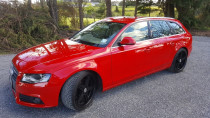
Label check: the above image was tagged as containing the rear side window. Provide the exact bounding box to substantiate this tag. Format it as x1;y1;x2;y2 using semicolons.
149;20;171;38
167;21;185;34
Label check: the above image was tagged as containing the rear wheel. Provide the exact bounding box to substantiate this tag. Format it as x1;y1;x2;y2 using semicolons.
61;71;96;111
169;48;188;73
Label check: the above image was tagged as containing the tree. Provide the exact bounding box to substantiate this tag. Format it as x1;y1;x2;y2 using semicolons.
40;0;44;9
28;0;32;9
157;0;174;17
96;2;106;18
138;0;155;17
125;0;136;7
115;6;120;12
122;0;125;16
134;0;139;17
200;0;210;27
85;4;95;21
165;0;174;18
158;0;203;28
78;0;84;29
105;0;112;17
47;0;59;27
175;0;202;28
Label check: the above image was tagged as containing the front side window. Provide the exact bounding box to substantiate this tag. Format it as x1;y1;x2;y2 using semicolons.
150;20;171;38
168;21;185;34
120;21;149;42
70;22;126;47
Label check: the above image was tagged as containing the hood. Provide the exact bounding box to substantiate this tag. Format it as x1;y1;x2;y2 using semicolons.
12;39;100;72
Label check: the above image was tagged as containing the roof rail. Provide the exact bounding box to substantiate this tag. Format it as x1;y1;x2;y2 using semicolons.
105;16;136;19
135;17;175;21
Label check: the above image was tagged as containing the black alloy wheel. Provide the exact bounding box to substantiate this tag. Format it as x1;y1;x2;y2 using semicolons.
61;71;97;111
169;48;188;73
74;75;95;108
175;51;187;70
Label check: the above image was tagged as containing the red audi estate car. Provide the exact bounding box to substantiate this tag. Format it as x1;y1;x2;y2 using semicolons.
10;17;192;111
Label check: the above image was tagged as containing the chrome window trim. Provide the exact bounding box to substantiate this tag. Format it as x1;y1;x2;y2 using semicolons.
135;17;175;21
111;32;186;49
111;19;186;48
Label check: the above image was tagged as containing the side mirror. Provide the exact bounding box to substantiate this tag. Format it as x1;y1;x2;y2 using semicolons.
120;37;136;45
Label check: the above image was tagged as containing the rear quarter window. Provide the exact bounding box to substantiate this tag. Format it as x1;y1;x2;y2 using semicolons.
167;21;185;35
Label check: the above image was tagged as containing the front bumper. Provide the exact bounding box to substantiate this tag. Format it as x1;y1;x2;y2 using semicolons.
11;73;61;108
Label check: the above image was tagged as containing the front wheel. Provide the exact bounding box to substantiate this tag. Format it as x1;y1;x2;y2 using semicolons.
61;71;96;111
169;48;188;73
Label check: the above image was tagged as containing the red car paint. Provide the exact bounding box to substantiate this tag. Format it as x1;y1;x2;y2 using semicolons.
11;17;192;108
120;37;136;45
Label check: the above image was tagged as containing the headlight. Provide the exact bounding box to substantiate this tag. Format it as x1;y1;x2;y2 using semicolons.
21;74;51;83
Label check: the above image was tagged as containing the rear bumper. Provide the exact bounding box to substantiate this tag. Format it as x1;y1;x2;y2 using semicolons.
11;74;61;108
188;45;192;57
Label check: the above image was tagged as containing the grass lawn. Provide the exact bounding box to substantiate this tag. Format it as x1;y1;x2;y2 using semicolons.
62;17;100;30
112;6;164;17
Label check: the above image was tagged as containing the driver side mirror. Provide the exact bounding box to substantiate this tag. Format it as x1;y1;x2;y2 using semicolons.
120;37;136;45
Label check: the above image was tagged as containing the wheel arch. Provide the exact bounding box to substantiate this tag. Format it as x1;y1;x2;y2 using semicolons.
170;46;188;67
54;60;104;105
173;47;188;60
83;70;103;91
69;69;103;91
169;47;188;73
180;47;188;55
58;69;103;97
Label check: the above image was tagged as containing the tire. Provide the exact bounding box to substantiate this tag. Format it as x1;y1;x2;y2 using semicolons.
61;71;96;111
169;48;188;73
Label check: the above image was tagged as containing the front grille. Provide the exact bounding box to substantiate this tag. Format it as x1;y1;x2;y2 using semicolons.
10;64;18;90
11;65;18;81
19;94;44;104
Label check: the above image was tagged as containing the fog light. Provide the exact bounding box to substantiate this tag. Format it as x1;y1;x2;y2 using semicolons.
33;98;41;104
19;94;44;104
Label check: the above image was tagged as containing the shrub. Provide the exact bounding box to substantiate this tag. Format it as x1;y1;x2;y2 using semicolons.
0;3;60;52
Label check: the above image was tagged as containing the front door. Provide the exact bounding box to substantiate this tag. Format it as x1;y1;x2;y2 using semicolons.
111;21;153;84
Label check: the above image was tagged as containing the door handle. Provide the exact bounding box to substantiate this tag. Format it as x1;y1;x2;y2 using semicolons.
184;37;190;40
144;48;151;53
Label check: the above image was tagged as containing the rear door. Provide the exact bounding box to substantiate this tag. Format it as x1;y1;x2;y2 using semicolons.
166;21;187;61
148;20;172;69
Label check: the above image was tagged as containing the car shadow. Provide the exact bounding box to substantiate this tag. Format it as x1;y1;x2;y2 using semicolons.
95;70;173;99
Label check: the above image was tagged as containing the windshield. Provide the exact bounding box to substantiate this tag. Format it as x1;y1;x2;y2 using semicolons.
70;22;126;47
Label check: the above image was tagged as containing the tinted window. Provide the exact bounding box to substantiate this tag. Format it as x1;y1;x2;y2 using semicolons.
120;21;149;42
168;21;185;34
150;20;171;38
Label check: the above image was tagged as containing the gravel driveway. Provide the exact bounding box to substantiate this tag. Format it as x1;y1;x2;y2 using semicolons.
0;36;210;118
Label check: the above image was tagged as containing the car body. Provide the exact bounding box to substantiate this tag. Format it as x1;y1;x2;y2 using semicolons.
10;17;192;109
